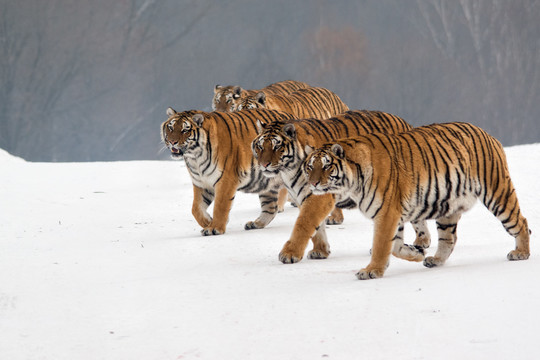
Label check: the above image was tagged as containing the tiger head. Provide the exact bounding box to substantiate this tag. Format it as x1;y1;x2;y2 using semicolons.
212;85;243;112
236;92;267;111
161;107;207;159
302;144;350;195
251;121;301;177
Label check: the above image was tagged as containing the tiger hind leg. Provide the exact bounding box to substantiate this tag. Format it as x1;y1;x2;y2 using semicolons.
507;219;531;261
502;214;530;261
244;189;279;230
391;223;425;262
424;213;461;268
483;180;530;261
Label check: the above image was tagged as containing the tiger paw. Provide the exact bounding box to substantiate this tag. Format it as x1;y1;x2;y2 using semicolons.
392;244;425;262
356;267;385;280
279;252;303;263
507;250;530;261
326;208;344;225
307;249;330;260
244;221;264;230
279;241;304;264
325;216;343;225
201;227;224;236
423;256;444;268
413;234;431;249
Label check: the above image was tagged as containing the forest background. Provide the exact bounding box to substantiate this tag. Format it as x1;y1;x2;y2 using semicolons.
1;0;539;162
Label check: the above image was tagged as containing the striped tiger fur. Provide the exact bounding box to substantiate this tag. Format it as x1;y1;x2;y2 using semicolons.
251;110;431;263
302;122;531;279
161;107;296;235
236;86;349;120
212;80;310;112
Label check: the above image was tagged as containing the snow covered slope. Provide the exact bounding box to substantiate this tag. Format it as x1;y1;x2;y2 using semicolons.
1;144;539;360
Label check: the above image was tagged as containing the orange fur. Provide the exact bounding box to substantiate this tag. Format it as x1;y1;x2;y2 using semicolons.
237;86;349;119
161;108;296;235
212;80;310;112
251;110;430;263
303;122;530;279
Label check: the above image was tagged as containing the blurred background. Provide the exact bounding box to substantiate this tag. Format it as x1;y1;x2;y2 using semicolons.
1;0;539;162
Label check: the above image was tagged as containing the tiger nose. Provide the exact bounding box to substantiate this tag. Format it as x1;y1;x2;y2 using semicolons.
261;162;271;168
310;180;320;187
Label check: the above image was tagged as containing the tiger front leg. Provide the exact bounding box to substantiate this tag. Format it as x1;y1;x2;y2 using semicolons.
307;223;331;260
191;185;214;228
277;187;288;213
411;220;431;249
356;213;400;280
201;177;239;236
244;189;279;230
279;194;335;264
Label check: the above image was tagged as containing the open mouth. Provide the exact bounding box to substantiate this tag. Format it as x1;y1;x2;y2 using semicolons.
170;147;184;159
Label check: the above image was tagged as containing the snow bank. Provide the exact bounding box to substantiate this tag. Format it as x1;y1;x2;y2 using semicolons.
0;144;538;360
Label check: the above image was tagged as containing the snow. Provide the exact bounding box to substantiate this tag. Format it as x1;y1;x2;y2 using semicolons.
1;143;539;360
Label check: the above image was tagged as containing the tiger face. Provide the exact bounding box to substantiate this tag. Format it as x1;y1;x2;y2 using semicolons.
251;122;297;177
212;85;242;112
161;108;205;159
236;92;266;111
303;144;348;195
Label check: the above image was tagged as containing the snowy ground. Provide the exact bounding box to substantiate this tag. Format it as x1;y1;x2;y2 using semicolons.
1;144;539;360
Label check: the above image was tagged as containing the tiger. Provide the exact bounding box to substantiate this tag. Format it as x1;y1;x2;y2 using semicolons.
251;110;431;263
236;86;349;120
302;122;531;279
212;80;310;112
161;107;297;235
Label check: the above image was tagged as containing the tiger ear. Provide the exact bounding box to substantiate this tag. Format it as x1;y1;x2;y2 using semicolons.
214;84;222;94
166;107;177;117
256;119;266;134
192;113;205;127
331;144;345;159
304;145;314;155
233;86;242;99
256;92;266;106
283;123;296;139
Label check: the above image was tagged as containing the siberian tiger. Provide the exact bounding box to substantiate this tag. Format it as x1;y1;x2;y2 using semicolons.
251;110;431;263
302;122;531;279
236;86;349;120
212;80;310;112
161;108;296;235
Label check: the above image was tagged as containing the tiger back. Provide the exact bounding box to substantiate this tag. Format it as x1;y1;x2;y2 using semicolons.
251;110;430;263
302;122;531;279
161;107;296;236
237;86;349;119
212;80;310;112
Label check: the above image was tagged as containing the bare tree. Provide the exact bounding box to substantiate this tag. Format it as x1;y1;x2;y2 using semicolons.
415;0;540;143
